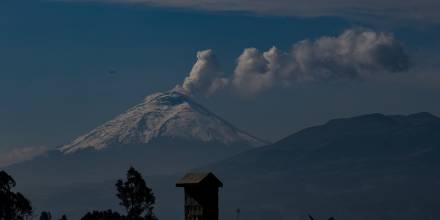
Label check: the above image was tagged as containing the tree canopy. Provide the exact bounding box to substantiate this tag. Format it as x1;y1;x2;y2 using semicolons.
116;167;156;220
81;210;124;220
0;171;32;220
40;211;52;220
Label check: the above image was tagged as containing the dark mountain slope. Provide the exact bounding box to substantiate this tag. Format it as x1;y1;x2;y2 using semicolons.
206;112;440;220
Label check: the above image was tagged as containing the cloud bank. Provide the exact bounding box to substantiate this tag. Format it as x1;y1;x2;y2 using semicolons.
0;146;48;168
70;0;440;23
177;29;410;96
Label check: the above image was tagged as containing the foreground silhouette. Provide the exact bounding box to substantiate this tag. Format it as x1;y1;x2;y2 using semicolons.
0;171;32;220
81;166;157;220
39;211;51;220
308;214;335;220
81;210;124;220
39;211;68;220
0;168;155;220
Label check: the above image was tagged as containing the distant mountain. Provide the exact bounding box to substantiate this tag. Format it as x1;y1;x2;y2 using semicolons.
6;91;265;185
205;112;440;220
61;90;264;154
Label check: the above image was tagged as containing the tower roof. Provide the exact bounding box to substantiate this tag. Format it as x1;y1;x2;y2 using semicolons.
176;172;223;187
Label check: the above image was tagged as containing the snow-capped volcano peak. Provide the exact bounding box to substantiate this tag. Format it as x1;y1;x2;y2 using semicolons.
60;91;265;154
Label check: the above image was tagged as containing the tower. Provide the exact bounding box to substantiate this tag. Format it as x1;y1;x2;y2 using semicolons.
176;172;223;220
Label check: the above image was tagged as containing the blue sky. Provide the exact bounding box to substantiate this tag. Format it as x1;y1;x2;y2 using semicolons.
1;0;440;155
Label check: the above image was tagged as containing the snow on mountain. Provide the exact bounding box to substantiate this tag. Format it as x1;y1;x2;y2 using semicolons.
60;91;265;154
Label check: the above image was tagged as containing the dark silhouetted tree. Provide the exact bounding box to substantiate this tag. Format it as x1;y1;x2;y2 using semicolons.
308;214;335;220
40;211;52;220
116;167;156;220
0;170;32;220
59;214;68;220
81;210;124;220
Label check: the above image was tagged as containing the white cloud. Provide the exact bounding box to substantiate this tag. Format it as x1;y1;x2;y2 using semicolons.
0;146;48;168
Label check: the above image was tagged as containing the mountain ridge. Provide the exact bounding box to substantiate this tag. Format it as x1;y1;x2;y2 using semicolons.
200;112;440;220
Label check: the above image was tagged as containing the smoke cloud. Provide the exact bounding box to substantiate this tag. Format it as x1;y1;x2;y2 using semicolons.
232;29;410;95
175;49;228;96
178;29;410;96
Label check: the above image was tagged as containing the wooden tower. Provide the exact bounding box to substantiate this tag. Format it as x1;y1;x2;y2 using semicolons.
176;172;223;220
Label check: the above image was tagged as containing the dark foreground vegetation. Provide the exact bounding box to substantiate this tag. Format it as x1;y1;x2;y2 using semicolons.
1;167;156;220
308;215;334;220
1;168;332;220
0;170;32;220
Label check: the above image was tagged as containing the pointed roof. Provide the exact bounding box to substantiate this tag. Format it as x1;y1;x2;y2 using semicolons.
176;172;223;187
